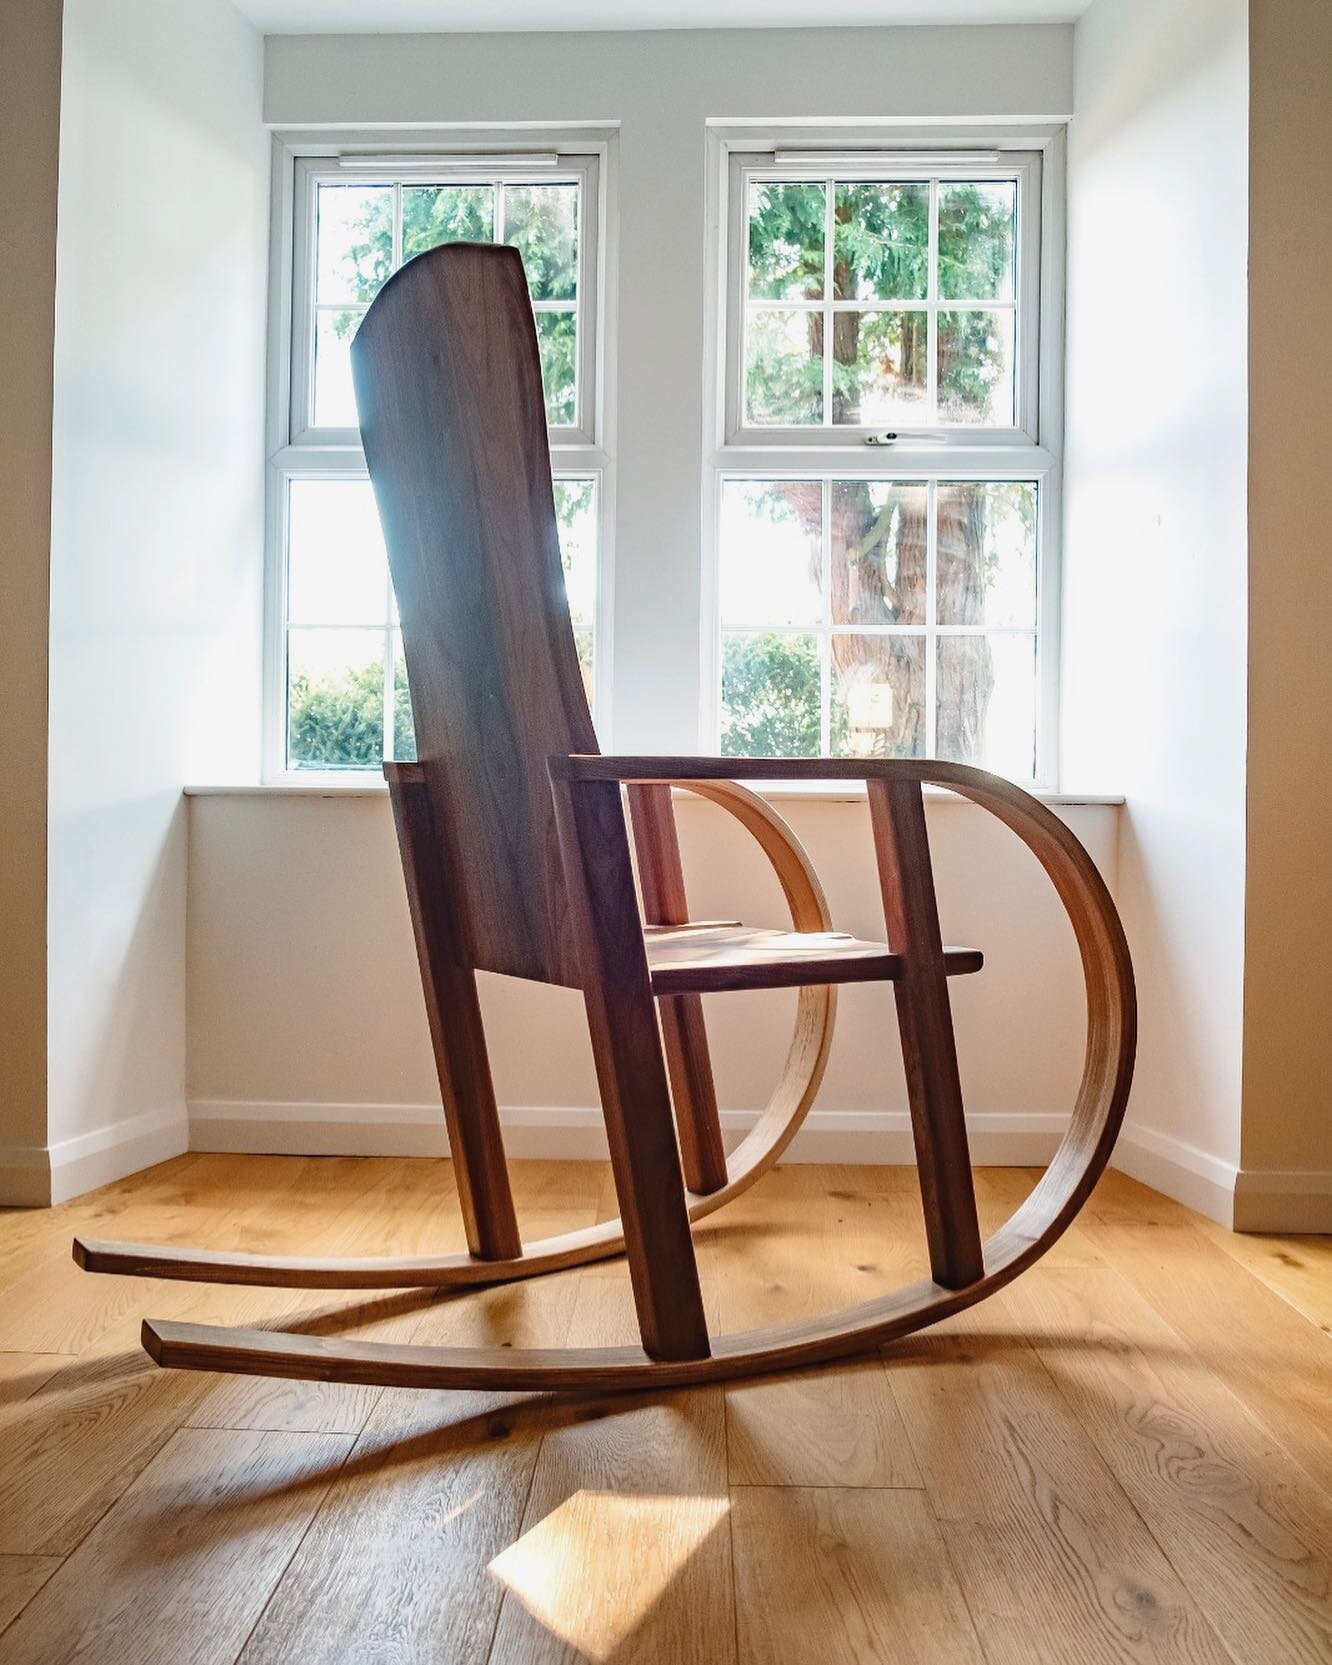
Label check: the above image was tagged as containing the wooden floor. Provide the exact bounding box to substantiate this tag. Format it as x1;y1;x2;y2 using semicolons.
0;1156;1329;1663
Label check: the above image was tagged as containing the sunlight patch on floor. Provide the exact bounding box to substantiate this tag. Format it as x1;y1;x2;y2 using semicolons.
488;1489;730;1661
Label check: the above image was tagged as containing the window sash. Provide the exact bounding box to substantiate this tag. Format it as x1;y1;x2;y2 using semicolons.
288;152;601;449
722;151;1044;451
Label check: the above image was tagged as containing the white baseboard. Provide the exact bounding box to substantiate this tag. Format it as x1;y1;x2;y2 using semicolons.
188;1097;1073;1168
190;1099;1331;1231
0;1104;190;1208
1109;1119;1239;1226
1232;1166;1332;1233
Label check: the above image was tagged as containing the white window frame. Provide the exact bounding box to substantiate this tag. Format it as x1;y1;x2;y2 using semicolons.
703;125;1065;787
263;130;615;782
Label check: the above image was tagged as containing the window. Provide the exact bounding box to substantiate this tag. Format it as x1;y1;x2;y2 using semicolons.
268;144;607;775
712;144;1058;783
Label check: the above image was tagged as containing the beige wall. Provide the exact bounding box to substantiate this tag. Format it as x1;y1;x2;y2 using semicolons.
1239;0;1332;1227
186;789;1119;1166
0;0;62;1197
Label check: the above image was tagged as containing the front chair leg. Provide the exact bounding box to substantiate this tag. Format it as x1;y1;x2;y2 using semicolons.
550;770;711;1363
868;778;984;1289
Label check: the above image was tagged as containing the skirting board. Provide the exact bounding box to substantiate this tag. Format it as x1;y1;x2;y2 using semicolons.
184;1098;1332;1230
0;1104;190;1208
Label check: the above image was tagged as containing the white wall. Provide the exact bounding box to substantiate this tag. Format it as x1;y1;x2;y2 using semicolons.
187;789;1120;1164
0;0;63;1203
41;0;269;1202
1063;0;1249;1218
266;23;1074;754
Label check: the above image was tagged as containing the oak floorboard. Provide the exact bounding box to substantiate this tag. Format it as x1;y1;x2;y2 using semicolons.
717;1168;922;1490
0;1426;352;1665
1082;1218;1332;1494
0;1556;63;1635
730;1485;984;1665
1006;1266;1332;1664
0;1351;66;1405
888;1301;1233;1664
1193;1224;1332;1339
488;1257;733;1664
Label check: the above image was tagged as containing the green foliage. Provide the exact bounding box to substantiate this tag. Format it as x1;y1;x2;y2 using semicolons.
326;180;578;426
288;655;414;770
721;634;822;757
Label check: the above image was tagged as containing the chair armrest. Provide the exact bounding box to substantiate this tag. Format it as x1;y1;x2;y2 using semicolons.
548;753;1010;796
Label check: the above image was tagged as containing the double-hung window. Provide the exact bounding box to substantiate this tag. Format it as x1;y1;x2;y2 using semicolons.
268;142;607;776
711;142;1060;783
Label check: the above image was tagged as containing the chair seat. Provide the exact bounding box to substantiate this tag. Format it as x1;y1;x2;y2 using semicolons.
644;921;983;995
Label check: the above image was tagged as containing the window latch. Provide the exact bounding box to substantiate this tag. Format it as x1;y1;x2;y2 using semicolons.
864;431;899;447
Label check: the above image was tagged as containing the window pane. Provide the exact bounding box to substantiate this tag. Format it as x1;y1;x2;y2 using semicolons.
288;479;387;625
553;477;597;629
392;630;416;762
832;311;928;425
830;481;928;625
536;310;577;426
938;181;1017;302
720;479;823;626
722;633;821;757
937;633;1036;777
748;181;825;300
746;309;822;425
830;635;925;759
937;481;1037;627
313;308;365;427
401;183;495;261
833;182;929;301
572;626;594;706
287;628;386;770
503;184;578;301
938;309;1015;425
316;185;392;305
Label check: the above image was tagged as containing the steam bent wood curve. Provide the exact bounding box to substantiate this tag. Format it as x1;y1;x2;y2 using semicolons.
73;781;838;1291
135;762;1136;1390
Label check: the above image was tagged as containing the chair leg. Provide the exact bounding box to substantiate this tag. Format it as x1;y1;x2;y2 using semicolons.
628;784;729;1193
386;764;521;1263
553;774;711;1362
868;778;984;1289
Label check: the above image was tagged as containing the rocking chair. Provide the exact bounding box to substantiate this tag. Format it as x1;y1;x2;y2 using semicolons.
73;243;1135;1393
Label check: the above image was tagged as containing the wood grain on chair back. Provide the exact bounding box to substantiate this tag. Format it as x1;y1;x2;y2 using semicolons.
352;242;598;988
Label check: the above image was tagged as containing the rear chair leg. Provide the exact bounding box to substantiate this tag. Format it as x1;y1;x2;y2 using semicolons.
386;763;522;1263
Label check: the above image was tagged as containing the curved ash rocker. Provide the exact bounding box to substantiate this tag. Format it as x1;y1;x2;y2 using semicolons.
74;242;1135;1393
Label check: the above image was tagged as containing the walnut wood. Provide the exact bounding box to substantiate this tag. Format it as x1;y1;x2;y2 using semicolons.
548;771;710;1363
133;762;1136;1390
867;777;983;1289
352;244;598;988
383;762;520;1262
74;782;839;1292
628;783;728;1195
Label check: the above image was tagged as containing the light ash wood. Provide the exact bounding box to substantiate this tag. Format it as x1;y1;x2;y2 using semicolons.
6;1156;1332;1664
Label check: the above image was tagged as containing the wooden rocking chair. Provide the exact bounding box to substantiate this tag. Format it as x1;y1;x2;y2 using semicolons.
73;243;1135;1393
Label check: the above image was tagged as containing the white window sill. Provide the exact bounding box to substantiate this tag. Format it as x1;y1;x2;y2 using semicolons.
185;778;1124;807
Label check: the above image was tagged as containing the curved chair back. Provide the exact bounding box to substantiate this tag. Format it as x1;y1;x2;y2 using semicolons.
352;242;598;988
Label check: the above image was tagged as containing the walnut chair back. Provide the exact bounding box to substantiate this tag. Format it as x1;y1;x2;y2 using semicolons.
352;242;598;989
